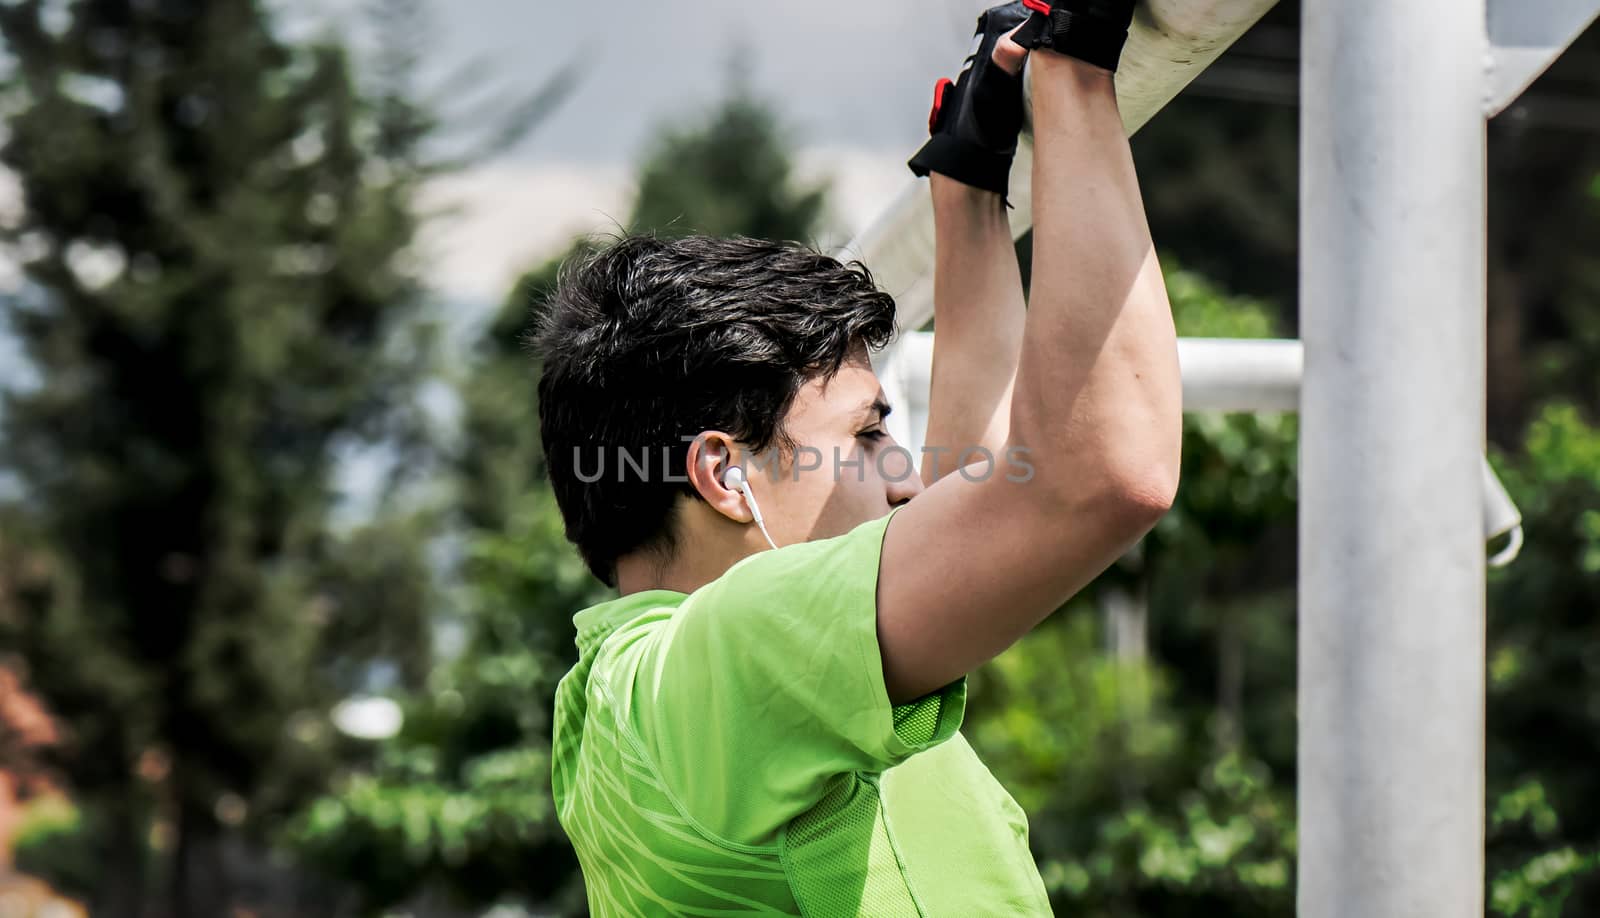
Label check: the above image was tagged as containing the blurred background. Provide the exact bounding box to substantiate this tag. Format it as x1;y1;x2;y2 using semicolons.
1;0;1598;915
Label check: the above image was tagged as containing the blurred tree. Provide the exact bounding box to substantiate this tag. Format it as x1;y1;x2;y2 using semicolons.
0;0;442;913
1482;403;1600;915
290;488;610;910
629;77;829;243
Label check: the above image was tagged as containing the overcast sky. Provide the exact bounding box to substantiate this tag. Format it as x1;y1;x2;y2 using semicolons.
280;0;996;302
356;0;989;164
1;2;997;318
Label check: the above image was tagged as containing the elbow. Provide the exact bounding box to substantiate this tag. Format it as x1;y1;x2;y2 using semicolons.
1007;414;1182;537
1107;461;1179;530
1109;415;1183;528
1025;452;1179;540
1094;442;1181;537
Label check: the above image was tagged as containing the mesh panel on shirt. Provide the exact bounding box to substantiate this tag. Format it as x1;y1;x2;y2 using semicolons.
893;692;945;747
785;776;922;916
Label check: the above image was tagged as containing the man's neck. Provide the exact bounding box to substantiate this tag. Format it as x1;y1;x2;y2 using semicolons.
614;550;736;597
612;505;758;597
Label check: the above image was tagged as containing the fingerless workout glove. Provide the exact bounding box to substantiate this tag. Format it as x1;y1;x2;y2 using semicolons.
1012;0;1137;74
907;2;1031;200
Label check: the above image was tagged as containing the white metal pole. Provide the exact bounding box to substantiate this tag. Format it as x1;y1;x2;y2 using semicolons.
1299;0;1487;914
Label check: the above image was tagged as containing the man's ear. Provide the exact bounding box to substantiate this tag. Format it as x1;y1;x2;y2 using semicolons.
686;431;751;523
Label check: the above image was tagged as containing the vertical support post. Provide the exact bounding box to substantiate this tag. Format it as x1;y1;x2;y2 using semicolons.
1299;0;1487;914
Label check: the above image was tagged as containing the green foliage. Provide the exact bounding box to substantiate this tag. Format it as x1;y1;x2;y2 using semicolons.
1159;270;1299;558
13;794;80;850
12;796;100;899
1038;754;1295;913
289;745;564;907
0;0;440;909
1484;402;1600;912
453;258;565;530
1167;269;1279;340
290;489;611;911
968;613;1184;817
1489;780;1600;918
1493;847;1600;918
967;610;1297;917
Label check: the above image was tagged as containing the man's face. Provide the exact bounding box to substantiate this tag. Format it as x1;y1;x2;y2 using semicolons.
736;355;923;544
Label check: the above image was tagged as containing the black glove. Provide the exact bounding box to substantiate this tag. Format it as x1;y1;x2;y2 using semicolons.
907;2;1032;201
1011;0;1137;74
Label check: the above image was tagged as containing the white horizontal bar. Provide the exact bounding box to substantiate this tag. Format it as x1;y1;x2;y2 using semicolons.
1178;337;1302;412
884;333;1520;560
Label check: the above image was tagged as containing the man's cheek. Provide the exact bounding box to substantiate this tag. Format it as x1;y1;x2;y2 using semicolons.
834;443;871;483
875;445;917;484
790;445;824;482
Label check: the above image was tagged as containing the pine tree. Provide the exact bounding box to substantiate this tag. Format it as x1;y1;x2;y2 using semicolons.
0;0;437;912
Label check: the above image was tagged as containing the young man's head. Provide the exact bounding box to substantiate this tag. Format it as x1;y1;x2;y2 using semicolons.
531;234;924;592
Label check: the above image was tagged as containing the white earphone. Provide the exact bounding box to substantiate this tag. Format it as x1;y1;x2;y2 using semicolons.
722;463;779;550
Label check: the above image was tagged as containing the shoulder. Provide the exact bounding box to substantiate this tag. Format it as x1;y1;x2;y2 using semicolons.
686;509;901;614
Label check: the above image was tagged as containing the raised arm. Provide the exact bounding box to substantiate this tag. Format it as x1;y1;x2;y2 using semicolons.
877;3;1180;703
921;176;1026;488
910;10;1031;488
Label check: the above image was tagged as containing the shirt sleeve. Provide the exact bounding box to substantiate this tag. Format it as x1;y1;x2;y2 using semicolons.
623;504;967;847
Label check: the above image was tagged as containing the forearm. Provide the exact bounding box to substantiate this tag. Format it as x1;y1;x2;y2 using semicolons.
1011;54;1180;508
924;175;1027;488
875;9;1178;704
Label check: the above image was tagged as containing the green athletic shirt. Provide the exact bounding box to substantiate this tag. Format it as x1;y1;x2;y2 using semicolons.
550;505;1053;916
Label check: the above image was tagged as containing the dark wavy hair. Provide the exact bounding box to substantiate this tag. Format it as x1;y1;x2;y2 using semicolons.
529;234;899;587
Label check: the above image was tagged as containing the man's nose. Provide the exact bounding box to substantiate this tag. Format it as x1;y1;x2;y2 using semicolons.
887;457;925;506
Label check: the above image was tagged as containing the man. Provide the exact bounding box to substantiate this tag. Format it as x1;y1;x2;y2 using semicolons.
537;0;1178;913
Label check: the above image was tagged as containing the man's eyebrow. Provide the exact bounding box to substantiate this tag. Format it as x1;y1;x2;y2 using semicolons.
857;397;893;424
